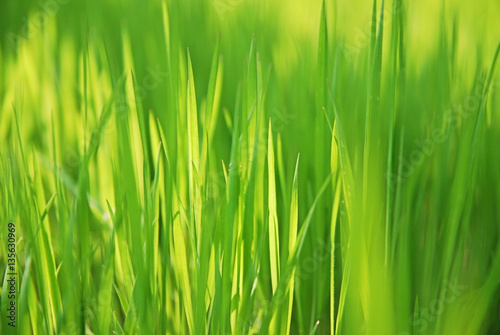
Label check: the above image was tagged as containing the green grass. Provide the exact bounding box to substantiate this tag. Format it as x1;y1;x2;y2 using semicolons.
1;0;500;334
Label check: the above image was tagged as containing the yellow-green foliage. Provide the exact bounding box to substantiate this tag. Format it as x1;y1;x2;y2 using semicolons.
1;0;500;334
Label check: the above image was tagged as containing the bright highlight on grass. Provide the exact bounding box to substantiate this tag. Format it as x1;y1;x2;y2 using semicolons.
1;0;500;334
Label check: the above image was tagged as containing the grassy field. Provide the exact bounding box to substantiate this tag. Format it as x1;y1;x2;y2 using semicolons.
1;0;500;334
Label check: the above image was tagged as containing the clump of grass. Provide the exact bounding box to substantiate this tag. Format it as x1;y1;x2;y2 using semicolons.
1;0;500;334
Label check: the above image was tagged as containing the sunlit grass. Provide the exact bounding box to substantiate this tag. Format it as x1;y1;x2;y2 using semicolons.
1;0;500;334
